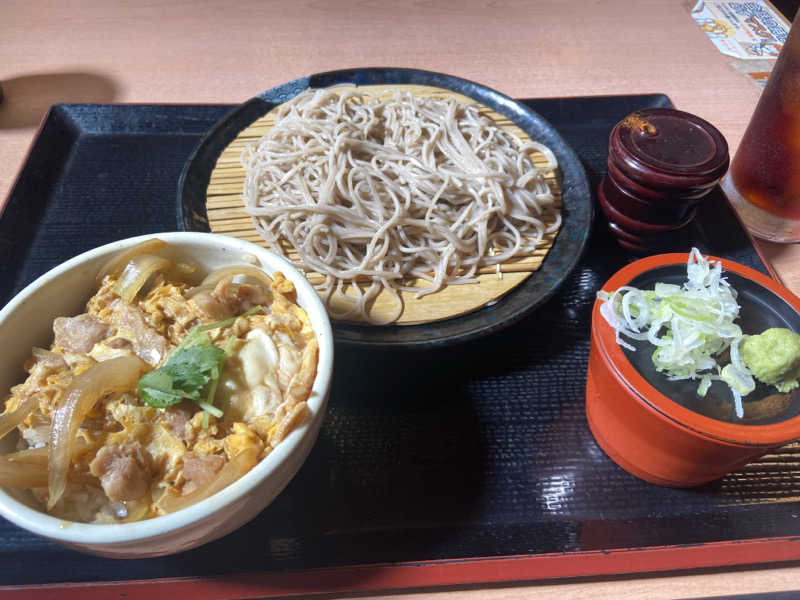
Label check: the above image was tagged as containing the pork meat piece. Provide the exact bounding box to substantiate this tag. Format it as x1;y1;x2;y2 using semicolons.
162;400;197;442
105;337;133;350
89;441;153;502
52;314;110;354
189;291;232;321
30;347;68;371
212;281;269;315
110;303;171;365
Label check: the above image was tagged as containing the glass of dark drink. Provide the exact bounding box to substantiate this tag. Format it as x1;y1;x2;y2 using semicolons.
722;11;800;242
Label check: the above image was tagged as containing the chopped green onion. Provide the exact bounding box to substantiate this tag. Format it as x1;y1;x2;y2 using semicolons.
598;249;748;416
194;399;223;419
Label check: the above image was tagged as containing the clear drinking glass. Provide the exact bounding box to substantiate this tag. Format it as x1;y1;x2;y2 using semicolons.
722;10;800;242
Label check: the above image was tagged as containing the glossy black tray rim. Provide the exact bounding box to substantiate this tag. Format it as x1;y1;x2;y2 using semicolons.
177;67;593;349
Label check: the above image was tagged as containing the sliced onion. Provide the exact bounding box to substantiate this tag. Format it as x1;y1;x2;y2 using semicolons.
199;265;273;290
0;395;38;441
47;356;149;510
184;283;215;300
0;456;48;488
4;439;92;467
96;238;167;285
3;446;49;466
113;254;172;303
0;432;90;487
157;446;259;514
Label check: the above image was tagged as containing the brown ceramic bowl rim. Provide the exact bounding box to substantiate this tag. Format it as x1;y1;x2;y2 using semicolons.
593;252;800;445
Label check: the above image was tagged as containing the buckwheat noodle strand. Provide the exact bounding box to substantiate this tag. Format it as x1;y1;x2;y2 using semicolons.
242;88;560;324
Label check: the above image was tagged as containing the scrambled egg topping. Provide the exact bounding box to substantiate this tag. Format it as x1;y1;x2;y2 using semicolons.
3;270;318;523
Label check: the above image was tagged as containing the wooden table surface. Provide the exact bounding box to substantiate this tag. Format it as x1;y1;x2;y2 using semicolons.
2;0;800;597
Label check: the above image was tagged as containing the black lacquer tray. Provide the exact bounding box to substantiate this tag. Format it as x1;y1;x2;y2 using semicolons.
2;95;799;595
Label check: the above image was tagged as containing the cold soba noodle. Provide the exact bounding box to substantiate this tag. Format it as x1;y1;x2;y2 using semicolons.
241;88;560;324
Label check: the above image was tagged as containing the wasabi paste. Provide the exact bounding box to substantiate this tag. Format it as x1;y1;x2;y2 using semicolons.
741;328;800;393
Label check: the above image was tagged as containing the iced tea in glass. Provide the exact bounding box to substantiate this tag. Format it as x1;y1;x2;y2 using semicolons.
723;11;800;242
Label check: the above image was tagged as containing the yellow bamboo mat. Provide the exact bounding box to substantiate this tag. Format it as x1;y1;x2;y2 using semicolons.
206;84;561;325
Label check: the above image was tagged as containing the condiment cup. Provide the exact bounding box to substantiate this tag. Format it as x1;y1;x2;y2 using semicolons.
600;108;729;250
601;175;698;225
0;232;334;557
586;252;800;487
606;158;718;203
597;183;697;235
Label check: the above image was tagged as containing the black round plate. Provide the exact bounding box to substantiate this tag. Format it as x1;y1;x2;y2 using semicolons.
177;67;592;348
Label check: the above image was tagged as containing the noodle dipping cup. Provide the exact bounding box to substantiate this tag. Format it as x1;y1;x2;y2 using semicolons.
0;232;334;557
586;253;800;487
